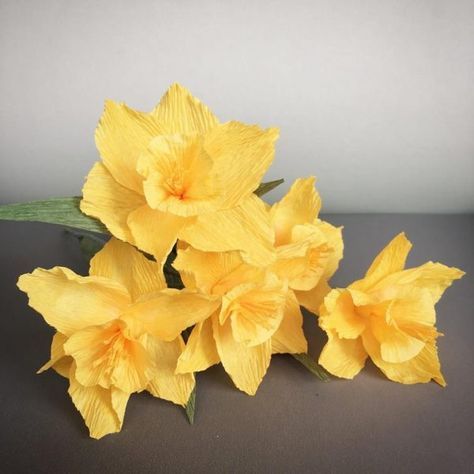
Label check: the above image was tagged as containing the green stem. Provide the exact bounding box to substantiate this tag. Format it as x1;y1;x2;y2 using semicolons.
185;386;196;424
292;353;330;381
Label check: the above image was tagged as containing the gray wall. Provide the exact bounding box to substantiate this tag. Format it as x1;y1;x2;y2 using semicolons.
1;0;473;212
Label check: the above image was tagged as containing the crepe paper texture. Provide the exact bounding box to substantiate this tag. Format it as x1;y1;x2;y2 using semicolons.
1;83;465;439
318;233;465;385
80;83;281;267
16;238;221;438
0;197;107;233
172;175;342;395
0;179;283;234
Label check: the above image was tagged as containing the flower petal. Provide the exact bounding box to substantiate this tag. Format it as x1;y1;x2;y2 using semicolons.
179;194;275;267
64;322;153;393
213;315;272;395
372;262;465;305
362;330;446;386
289;223;342;290
271;291;308;354
270;177;321;245
137;135;221;217
271;220;342;294
272;224;328;290
317;220;344;279
205;121;279;208
272;224;334;291
145;336;195;406
17;267;130;336
152;83;219;134
294;278;331;314
95;100;165;193
176;317;220;374
68;365;129;439
220;273;287;347
318;331;368;379
127;205;188;264
387;287;438;340
356;233;412;291
319;290;366;339
37;332;72;378
81;162;146;243
370;316;425;364
90;238;166;301
173;245;246;294
110;387;130;430
124;289;220;342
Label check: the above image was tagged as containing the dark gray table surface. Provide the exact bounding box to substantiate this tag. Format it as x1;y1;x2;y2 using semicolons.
0;215;472;474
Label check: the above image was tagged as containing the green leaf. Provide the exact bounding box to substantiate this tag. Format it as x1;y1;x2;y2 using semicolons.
292;353;330;381
0;179;284;233
0;197;108;233
254;178;284;197
185;386;196;424
65;229;109;262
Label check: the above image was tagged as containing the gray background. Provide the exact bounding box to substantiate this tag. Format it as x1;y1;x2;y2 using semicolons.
1;0;473;212
1;215;472;473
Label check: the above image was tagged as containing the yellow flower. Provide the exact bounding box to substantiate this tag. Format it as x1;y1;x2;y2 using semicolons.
173;246;308;395
269;177;343;313
17;238;218;439
81;83;278;266
317;233;464;385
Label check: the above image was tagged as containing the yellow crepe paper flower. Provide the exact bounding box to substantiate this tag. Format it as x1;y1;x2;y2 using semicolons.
17;238;219;439
268;176;343;313
173;246;308;395
317;233;464;385
81;83;278;266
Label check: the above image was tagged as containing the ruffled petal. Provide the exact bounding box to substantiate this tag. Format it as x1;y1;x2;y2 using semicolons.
372;262;465;305
64;322;153;393
95;100;165;193
152;83;219;134
386;287;438;340
173;245;246;295
127;205;188;264
178;194;275;267
318;331;368;379
271;221;342;295
317;220;344;279
145;336;195;406
213;316;272;395
362;330;446;386
270;177;321;245
17;267;130;336
137;135;221;217
272;224;328;290
319;290;366;339
110;387;130;430
220;273;286;347
294;279;331;315
80;162;146;243
204;121;279;208
124;289;219;342
37;332;72;378
355;233;412;291
68;365;129;439
176;317;220;374
271;291;307;354
370;315;425;364
90;238;166;301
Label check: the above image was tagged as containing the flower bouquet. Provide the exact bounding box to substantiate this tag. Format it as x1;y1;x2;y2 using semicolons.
0;84;464;439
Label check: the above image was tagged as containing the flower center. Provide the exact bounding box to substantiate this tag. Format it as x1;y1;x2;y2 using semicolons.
137;134;220;217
